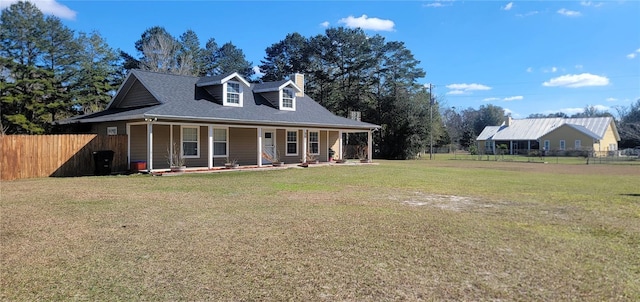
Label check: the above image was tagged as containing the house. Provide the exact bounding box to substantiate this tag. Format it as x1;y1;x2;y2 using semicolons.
56;70;379;171
476;116;620;156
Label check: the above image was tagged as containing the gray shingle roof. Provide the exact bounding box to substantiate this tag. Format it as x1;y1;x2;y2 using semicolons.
477;117;618;141
60;70;378;130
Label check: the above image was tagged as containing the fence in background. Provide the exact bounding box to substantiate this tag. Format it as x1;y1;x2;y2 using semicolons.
446;149;639;165
1;134;128;181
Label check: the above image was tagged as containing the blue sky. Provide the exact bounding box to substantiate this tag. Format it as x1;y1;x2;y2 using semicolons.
2;0;639;118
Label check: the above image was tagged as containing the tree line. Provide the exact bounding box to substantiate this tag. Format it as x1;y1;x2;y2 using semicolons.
2;1;638;156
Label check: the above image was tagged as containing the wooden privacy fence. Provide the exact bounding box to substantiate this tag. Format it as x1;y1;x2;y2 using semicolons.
1;134;128;181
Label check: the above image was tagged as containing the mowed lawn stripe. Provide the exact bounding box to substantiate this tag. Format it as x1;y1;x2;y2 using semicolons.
1;159;638;300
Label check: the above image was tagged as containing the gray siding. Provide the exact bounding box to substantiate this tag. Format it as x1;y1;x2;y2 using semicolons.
92;121;129;135
229;128;258;165
152;125;171;169
204;86;223;104
119;80;160;108
261;91;279;108
130;124;147;163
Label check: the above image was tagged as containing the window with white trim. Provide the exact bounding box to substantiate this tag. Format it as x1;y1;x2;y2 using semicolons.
559;140;565;151
225;81;242;106
182;126;199;158
543;140;550;151
213;128;227;157
281;88;295;110
575;140;581;150
309;131;319;155
286;131;298;156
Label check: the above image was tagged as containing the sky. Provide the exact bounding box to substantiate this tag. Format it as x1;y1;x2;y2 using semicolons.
2;0;639;118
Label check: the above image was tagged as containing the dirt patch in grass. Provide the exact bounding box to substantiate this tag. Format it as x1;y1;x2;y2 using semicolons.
392;192;494;211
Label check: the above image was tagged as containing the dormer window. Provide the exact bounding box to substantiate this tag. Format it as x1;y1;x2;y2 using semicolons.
281;88;295;111
224;81;243;107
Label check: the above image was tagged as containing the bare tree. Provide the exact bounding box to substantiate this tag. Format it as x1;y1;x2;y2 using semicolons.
139;33;180;73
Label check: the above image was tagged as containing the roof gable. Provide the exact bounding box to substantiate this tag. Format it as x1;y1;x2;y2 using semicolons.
253;80;302;93
544;123;601;140
479;116;618;141
196;72;250;87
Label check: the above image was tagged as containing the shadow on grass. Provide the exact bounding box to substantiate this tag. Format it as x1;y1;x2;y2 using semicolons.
620;193;640;197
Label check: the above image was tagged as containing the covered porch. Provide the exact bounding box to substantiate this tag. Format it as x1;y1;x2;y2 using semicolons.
127;120;374;172
482;139;540;155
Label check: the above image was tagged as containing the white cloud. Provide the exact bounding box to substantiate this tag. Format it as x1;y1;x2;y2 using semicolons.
516;11;539;17
526;67;533;73
606;97;617;102
252;66;264;77
627;48;640;59
502;2;513;11
542;73;609;88
447;90;466;95
320;21;330;28
446;83;491;95
0;0;77;20
424;0;454;8
446;83;491;91
575;64;584;70
580;1;603;7
504;108;521;118
558;107;585;115
504;96;524;101
483;96;523;102
543;66;559;73
338;15;395;31
557;8;581;17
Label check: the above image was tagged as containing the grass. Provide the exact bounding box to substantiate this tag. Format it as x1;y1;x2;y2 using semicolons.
1;159;639;301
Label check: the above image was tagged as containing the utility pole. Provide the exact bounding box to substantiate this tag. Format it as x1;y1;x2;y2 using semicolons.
429;84;434;160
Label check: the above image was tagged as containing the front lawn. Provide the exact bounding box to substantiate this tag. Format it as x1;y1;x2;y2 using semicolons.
1;160;638;300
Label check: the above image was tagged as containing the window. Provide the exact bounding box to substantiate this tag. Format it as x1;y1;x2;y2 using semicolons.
225;81;242;106
107;127;117;135
182;126;199;158
281;88;295;110
213;128;227;157
543;140;550;151
575;140;581;150
309;131;319;155
559;140;565;151
286;131;298;156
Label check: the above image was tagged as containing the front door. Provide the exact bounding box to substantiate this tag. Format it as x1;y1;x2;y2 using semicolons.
262;131;275;164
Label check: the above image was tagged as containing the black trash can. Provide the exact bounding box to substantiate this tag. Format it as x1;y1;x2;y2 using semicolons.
93;150;114;176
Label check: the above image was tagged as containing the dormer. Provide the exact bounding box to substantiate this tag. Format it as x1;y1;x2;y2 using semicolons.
196;72;250;107
254;76;303;111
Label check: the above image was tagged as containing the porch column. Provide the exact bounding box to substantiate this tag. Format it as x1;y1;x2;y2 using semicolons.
169;125;173;166
338;130;343;160
126;123;131;168
528;140;531;152
257;128;263;167
492;141;496;154
302;129;308;163
147;122;153;171
510;140;513;155
367;130;373;162
208;125;213;169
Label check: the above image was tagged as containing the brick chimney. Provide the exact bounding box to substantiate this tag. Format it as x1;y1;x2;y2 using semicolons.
290;73;304;97
504;115;512;127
